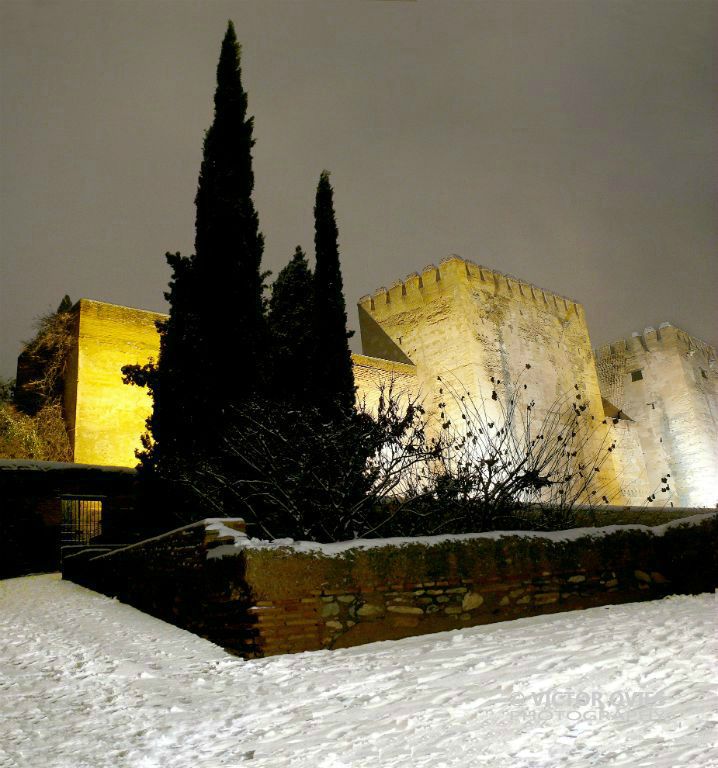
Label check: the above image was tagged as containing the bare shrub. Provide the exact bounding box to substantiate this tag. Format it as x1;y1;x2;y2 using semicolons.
1;297;74;461
395;372;624;533
16;296;75;415
0;400;72;461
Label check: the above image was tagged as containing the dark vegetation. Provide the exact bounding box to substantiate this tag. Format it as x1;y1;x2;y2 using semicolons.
0;296;73;461
122;22;660;542
123;23;358;534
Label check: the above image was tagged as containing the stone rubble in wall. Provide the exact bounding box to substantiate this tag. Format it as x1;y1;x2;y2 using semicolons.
310;567;671;647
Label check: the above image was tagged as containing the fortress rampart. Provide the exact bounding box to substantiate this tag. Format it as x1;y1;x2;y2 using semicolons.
24;256;717;508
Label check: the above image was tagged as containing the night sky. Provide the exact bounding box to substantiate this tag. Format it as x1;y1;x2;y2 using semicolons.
1;0;716;379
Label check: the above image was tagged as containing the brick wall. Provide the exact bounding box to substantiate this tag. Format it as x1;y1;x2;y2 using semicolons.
64;513;717;658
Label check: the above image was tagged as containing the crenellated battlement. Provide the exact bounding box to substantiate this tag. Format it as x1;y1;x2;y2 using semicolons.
358;254;582;319
594;323;717;363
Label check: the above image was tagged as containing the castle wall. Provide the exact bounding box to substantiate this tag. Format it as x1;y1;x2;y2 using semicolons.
595;325;718;507
64;514;718;658
359;256;625;503
52;269;716;510
352;354;418;414
609;421;652;505
359;256;603;413
64;301;418;467
69;300;163;467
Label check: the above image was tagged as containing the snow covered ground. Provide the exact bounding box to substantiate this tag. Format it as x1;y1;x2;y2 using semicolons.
1;575;716;768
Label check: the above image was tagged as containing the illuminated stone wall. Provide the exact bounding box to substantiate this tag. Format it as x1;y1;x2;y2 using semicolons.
608;421;652;505
54;260;716;508
66;300;163;467
352;353;418;413
595;325;718;507
358;255;625;504
63;301;418;467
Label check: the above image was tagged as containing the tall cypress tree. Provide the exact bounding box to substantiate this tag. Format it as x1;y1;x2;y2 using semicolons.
155;21;264;453
267;246;314;403
193;20;265;428
312;171;355;413
122;249;205;527
149;251;203;460
123;22;265;521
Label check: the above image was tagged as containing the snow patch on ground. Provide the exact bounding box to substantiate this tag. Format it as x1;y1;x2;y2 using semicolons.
1;574;716;767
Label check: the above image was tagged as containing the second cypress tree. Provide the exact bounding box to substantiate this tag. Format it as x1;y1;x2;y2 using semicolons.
312;171;355;413
267;246;315;404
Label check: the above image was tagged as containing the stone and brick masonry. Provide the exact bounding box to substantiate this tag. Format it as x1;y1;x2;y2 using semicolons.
64;512;717;658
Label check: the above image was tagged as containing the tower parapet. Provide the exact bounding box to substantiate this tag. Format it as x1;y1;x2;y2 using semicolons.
359;255;582;321
595;322;717;362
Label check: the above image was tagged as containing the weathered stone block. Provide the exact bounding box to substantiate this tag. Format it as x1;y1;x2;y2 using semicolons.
462;592;484;611
387;605;423;615
534;592;559;605
320;602;339;618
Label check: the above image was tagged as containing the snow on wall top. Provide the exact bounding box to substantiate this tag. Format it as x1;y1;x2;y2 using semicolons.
204;512;716;561
0;459;136;474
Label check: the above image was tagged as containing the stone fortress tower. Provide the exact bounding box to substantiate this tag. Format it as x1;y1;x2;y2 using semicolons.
359;256;626;505
595;325;718;507
29;255;718;508
358;255;604;425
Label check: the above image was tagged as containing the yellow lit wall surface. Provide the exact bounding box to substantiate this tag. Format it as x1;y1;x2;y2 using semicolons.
69;300;163;467
66;300;419;468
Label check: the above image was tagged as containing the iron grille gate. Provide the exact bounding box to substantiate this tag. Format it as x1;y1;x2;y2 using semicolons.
60;495;104;545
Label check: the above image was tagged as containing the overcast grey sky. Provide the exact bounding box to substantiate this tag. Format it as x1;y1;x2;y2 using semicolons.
1;0;716;379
